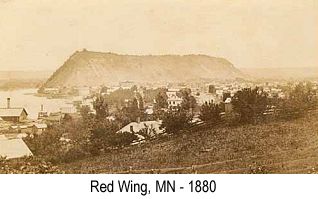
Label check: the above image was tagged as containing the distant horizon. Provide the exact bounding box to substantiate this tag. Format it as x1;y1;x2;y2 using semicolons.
0;48;317;72
0;66;317;72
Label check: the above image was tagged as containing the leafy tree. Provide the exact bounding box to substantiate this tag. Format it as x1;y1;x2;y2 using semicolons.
24;125;70;163
143;88;165;103
89;121;137;154
274;82;317;119
109;132;138;147
199;101;222;124
136;93;144;110
154;89;168;110
222;92;231;102
231;87;268;124
93;95;109;120
208;85;216;94
160;109;193;134
290;82;317;110
100;86;108;94
117;97;144;125
104;88;135;107
25;115;92;163
80;106;94;125
179;88;197;112
153;89;168;119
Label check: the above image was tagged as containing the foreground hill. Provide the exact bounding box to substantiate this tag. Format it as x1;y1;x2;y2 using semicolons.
42;50;243;88
60;110;318;174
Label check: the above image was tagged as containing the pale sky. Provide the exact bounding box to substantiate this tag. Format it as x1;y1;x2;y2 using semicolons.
0;0;317;71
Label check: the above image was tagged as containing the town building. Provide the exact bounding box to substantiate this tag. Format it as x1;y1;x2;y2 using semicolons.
38;104;48;119
0;98;28;123
195;93;216;106
32;123;48;135
166;89;183;108
117;120;163;137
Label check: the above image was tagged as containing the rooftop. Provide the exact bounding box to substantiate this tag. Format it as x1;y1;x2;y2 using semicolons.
118;120;163;136
0;136;33;159
0;108;28;117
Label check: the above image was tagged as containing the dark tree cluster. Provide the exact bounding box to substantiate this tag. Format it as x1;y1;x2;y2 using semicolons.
179;88;197;112
199;101;222;124
273;82;317;119
160;109;193;134
231;87;268;124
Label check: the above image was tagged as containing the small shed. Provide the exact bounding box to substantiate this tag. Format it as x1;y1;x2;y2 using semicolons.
32;123;48;135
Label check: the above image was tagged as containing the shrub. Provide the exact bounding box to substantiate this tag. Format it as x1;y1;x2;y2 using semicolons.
24;122;90;163
232;87;268;124
89;125;138;154
109;132;138;147
160;110;193;134
199;101;222;124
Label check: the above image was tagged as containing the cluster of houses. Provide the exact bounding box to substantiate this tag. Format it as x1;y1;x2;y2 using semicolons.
1;79;317;159
0;98;47;159
0;96;86;159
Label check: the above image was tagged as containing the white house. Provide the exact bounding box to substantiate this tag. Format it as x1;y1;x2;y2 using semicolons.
117;120;163;137
195;93;216;105
166;89;183;108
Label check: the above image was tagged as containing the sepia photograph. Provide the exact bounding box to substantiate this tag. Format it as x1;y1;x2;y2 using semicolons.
0;0;317;174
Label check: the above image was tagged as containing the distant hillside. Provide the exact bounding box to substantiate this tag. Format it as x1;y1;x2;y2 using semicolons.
42;50;244;88
0;71;51;90
0;71;51;80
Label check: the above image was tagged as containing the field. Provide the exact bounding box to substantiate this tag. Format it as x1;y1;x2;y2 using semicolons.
60;110;318;174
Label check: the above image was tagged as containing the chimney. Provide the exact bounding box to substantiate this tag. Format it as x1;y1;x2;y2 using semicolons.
130;125;134;133
41;104;44;111
7;98;10;109
137;117;141;124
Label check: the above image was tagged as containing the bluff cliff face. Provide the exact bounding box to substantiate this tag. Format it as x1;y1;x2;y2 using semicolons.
43;50;243;88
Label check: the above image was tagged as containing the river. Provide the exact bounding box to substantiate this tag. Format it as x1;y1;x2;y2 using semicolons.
0;89;75;120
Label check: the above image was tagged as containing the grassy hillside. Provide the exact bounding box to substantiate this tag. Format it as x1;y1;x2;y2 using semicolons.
60;110;318;174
